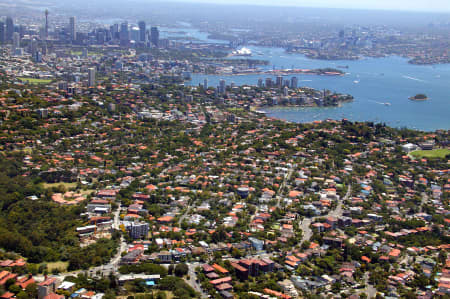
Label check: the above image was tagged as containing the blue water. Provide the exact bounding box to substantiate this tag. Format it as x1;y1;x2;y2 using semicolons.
186;45;450;131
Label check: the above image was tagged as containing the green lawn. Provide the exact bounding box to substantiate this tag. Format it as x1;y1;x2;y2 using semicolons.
43;182;78;189
71;51;101;56
18;77;52;84
45;261;69;272
411;149;450;159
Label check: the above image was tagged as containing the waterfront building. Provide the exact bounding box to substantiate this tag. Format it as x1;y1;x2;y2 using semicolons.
276;75;283;88
219;79;226;94
291;76;298;88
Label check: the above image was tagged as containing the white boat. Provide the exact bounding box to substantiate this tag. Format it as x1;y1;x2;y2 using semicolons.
353;80;360;84
231;47;252;56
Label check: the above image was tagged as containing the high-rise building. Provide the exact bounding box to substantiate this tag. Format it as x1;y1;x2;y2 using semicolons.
265;78;272;88
150;26;159;47
110;24;119;40
12;32;20;49
44;10;49;39
138;21;146;43
6;17;14;42
69;17;76;41
290;77;298;89
0;22;5;44
276;76;283;88
88;68;96;87
203;78;208;89
126;222;149;239
257;78;263;88
120;22;129;46
130;26;139;42
219;79;226;94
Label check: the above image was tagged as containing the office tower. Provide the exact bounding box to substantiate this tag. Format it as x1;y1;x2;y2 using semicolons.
276;76;283;88
203;79;208;89
265;78;272;88
130;26;139;42
19;25;25;38
0;22;5;44
44;10;49;39
30;39;37;55
120;22;129;46
6;17;14;42
138;21;146;42
69;17;76;41
82;48;88;58
283;86;289;97
88;68;96;87
110;24;119;40
290;76;298;89
257;78;263;88
150;26;159;47
12;32;20;49
219;79;226;94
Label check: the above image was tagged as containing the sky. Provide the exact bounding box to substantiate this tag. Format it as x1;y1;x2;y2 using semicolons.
172;0;450;12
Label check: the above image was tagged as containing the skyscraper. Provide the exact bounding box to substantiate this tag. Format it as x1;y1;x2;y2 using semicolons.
44;10;49;39
150;26;159;47
203;79;208;89
276;76;283;88
120;22;129;46
219;79;226;94
12;32;20;49
6;17;14;42
88;68;96;87
290;77;298;89
138;21;146;43
0;22;5;44
69;17;76;41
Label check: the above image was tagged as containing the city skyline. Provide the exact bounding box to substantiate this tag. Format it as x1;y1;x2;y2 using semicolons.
168;0;450;12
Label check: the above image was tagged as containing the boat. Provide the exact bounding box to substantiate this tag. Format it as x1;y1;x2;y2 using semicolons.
353;80;360;84
231;47;252;57
384;102;391;106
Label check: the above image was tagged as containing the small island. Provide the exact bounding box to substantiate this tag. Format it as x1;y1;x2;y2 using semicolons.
409;94;429;101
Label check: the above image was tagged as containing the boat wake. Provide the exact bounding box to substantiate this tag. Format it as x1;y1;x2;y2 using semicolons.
402;75;426;83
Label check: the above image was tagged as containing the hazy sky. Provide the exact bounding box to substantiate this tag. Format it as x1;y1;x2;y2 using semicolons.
173;0;450;12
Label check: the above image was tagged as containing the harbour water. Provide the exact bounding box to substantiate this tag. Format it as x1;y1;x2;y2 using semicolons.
170;26;450;131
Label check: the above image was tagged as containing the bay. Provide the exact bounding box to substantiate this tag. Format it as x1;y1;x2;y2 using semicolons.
187;45;450;131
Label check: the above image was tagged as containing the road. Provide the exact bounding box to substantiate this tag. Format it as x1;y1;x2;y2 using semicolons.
362;272;377;298
178;204;193;226
299;185;352;244
186;262;208;298
35;204;126;283
276;166;295;208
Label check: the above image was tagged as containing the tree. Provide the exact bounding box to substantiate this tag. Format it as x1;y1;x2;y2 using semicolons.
175;263;189;277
